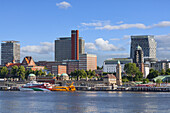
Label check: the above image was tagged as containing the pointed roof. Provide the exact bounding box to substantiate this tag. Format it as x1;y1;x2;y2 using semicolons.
136;45;142;50
21;56;36;66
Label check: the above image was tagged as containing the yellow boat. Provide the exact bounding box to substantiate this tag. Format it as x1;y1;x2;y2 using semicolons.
51;82;76;91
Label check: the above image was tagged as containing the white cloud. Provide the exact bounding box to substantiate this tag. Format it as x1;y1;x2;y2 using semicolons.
122;35;130;40
81;22;102;27
80;20;110;27
95;23;149;30
85;38;125;52
95;38;119;51
85;43;97;50
56;1;71;9
153;21;170;27
21;42;54;54
154;34;170;60
110;38;120;41
81;20;170;30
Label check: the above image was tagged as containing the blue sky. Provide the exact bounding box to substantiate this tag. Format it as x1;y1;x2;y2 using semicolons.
0;0;170;66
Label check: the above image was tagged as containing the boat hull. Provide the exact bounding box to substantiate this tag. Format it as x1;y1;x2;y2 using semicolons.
20;87;51;91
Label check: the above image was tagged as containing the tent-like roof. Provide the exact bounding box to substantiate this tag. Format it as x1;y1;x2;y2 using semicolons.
153;75;170;82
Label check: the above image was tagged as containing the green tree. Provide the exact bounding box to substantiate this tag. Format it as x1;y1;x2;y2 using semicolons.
37;70;43;76
124;63;140;81
80;69;87;78
160;69;166;75
122;78;129;82
91;70;96;77
166;69;170;75
0;67;8;78
17;66;25;80
156;79;162;86
44;66;48;70
70;71;75;79
77;69;81;80
11;65;18;76
87;69;92;77
25;70;30;79
143;78;149;84
134;71;143;81
147;69;159;79
47;72;53;77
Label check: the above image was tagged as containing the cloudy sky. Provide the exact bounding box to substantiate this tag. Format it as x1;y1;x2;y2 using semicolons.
0;0;170;66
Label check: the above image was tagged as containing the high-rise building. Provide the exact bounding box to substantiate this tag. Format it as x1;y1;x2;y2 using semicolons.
55;30;85;61
133;45;144;63
55;37;72;61
71;30;79;60
130;35;157;59
133;45;144;75
1;41;20;65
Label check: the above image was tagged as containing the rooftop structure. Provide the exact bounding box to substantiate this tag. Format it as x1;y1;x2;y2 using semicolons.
130;35;157;59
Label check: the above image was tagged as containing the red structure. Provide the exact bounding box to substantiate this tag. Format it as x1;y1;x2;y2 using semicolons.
71;30;79;60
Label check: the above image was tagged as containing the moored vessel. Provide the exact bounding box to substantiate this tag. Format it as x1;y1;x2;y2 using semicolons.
51;82;76;91
19;81;52;91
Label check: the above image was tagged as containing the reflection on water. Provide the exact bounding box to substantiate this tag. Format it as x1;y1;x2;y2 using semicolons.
0;91;170;113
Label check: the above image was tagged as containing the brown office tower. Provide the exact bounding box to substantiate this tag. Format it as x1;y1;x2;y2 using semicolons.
71;30;79;60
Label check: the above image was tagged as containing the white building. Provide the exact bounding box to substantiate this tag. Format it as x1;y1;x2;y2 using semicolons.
144;64;150;78
103;58;132;73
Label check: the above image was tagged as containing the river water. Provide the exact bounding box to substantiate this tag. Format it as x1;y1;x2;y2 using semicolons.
0;91;170;113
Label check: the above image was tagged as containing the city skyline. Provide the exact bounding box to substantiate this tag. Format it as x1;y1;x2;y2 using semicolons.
0;0;170;66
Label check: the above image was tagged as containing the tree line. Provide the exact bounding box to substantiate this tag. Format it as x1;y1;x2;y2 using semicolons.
0;65;53;80
147;68;170;79
70;69;96;80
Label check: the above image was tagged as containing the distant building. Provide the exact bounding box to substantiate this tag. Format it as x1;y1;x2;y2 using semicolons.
62;60;79;74
133;45;144;75
1;41;20;65
103;74;116;86
36;61;63;75
130;35;157;59
152;60;170;72
41;30;97;75
55;30;85;61
6;56;44;71
103;58;132;73
79;53;97;71
37;54;97;75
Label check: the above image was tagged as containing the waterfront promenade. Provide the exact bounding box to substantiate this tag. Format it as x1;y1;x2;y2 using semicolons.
1;80;170;92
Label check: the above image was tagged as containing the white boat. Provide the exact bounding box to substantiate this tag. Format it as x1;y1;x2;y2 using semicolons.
19;81;52;91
